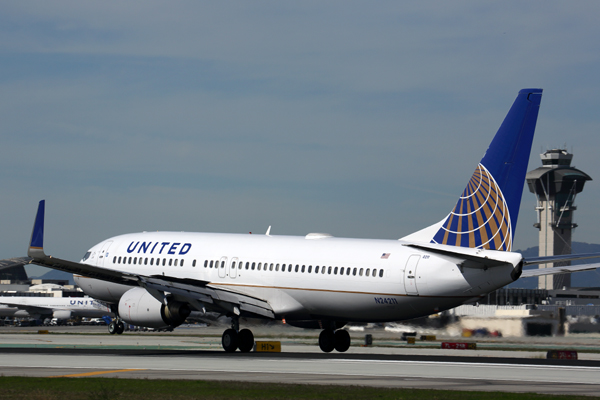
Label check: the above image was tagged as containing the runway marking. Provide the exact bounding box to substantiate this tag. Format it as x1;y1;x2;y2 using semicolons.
48;369;145;378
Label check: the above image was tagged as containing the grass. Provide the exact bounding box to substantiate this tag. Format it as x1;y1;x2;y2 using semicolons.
0;377;597;400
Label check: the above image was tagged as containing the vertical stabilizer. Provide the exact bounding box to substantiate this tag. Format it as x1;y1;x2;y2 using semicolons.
404;89;542;251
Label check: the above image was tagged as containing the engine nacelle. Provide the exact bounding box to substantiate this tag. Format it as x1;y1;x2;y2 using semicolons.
118;287;191;329
53;310;72;320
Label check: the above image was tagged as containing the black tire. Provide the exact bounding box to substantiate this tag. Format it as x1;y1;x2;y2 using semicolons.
108;321;117;335
318;329;335;353
238;329;255;353
116;321;125;335
222;328;239;352
334;329;351;352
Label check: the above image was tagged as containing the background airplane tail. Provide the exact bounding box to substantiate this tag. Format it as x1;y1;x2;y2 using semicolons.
404;89;543;251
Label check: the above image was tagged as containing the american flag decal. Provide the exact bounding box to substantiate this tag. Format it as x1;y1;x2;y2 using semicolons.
431;163;512;251
381;253;390;259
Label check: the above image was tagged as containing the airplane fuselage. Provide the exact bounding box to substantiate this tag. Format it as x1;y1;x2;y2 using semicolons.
75;231;518;323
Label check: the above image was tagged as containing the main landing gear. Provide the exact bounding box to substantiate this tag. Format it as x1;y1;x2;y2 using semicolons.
108;318;125;335
221;317;255;353
318;329;350;353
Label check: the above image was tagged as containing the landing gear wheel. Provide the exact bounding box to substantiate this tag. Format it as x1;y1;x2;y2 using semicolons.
222;328;239;352
334;329;351;352
318;329;335;353
108;321;117;335
238;329;255;353
115;321;125;335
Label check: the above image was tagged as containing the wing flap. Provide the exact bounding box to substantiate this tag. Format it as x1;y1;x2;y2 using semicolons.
142;276;275;319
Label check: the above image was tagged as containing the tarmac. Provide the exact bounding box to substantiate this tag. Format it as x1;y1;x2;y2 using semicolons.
1;324;600;396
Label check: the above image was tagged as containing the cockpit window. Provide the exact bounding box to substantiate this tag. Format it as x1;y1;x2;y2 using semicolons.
81;252;91;262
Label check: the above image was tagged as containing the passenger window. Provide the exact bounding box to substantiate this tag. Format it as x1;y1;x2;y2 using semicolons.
232;261;236;269
359;268;364;276
204;260;208;267
276;264;279;271
372;268;376;277
301;265;305;273
169;259;173;266
322;266;326;274
134;257;138;265
379;269;384;277
239;261;243;269
221;261;225;268
181;260;185;267
315;266;319;273
328;266;332;274
295;265;299;272
353;267;357;276
246;262;250;270
192;260;196;267
118;256;122;263
270;263;274;271
257;263;262;271
366;268;370;277
252;262;256;270
288;265;292;272
174;259;178;267
347;268;351;276
308;265;312;273
340;267;344;275
334;267;338;275
113;256;116;263
145;258;148;265
210;260;214;268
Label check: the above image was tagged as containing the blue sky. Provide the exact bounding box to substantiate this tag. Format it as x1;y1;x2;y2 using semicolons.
2;2;600;281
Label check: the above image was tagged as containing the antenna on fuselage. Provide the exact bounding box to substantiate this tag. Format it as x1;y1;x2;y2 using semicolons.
266;226;272;236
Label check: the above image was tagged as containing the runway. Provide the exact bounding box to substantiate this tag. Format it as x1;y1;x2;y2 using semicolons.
1;347;600;395
2;327;600;396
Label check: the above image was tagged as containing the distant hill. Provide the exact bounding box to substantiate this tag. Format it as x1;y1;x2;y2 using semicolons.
509;242;600;289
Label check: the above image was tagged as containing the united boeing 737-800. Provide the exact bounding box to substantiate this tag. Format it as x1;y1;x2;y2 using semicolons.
15;89;600;352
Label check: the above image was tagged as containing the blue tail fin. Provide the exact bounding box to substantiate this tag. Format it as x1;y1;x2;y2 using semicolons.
28;200;45;253
431;89;543;251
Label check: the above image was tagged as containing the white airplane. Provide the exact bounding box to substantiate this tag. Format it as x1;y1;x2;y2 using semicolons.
20;89;600;352
0;296;112;320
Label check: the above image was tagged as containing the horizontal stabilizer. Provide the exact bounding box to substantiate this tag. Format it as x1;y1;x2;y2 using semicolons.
523;253;600;266
520;263;600;278
405;242;521;268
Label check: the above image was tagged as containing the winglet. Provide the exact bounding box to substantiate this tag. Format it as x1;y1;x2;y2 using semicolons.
28;200;46;257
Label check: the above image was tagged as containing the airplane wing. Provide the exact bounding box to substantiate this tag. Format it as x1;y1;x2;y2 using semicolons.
26;200;275;319
520;263;600;278
0;300;52;316
0;257;33;270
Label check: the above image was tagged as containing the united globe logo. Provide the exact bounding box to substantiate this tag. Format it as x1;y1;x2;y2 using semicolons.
432;163;512;251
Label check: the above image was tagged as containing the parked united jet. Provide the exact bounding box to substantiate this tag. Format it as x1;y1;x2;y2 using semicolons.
0;296;112;320
20;89;600;352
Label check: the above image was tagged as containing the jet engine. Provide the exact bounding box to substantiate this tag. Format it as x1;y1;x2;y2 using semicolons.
52;310;72;320
118;287;191;328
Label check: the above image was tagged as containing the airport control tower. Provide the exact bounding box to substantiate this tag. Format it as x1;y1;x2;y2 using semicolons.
526;149;592;289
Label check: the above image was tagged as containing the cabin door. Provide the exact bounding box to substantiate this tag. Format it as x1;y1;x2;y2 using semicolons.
98;241;113;267
403;255;420;296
